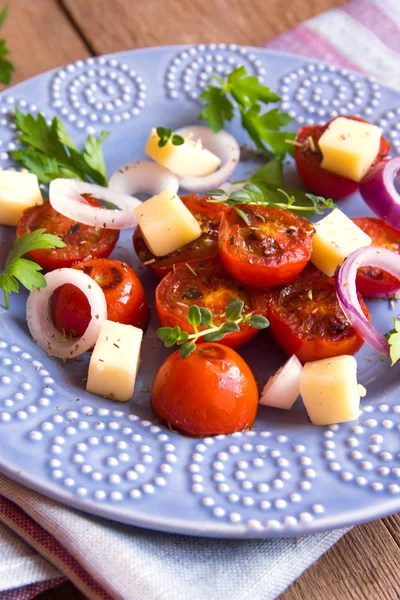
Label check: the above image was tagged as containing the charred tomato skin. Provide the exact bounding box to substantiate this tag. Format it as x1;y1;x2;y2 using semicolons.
218;205;313;288
268;277;370;363
155;259;269;349
133;194;227;277
16;197;119;270
352;218;400;298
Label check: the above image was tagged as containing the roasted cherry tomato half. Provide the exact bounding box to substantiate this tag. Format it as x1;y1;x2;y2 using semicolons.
133;194;227;277
51;258;149;338
294;116;390;200
268;277;369;363
218;205;313;288
17;197;119;270
155;259;269;349
151;343;258;436
352;217;400;297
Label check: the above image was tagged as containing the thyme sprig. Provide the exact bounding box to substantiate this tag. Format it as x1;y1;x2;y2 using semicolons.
207;184;336;225
157;299;269;358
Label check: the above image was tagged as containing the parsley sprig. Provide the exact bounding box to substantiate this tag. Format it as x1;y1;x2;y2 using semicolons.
10;108;109;186
198;66;295;158
156;126;184;148
158;299;269;358
0;4;13;85
387;317;400;366
0;229;66;309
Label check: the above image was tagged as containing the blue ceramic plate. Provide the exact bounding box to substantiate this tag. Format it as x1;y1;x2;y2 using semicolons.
0;44;400;538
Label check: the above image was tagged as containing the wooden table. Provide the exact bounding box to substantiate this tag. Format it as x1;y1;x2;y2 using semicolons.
3;0;399;598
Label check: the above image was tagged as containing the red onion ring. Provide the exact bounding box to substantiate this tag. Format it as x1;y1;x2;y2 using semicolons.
174;126;240;193
26;268;107;359
109;160;179;197
49;179;141;229
336;246;400;357
359;158;400;228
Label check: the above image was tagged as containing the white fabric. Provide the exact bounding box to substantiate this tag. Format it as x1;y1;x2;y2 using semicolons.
307;10;400;90
0;521;58;592
0;476;347;600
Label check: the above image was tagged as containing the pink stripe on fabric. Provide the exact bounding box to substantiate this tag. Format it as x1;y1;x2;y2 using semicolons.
0;496;111;600
0;577;65;600
342;0;400;54
265;25;361;71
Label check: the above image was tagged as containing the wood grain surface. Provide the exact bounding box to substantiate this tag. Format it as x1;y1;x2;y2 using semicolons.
2;1;398;599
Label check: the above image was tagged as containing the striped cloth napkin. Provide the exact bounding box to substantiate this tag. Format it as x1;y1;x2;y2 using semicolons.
1;1;399;598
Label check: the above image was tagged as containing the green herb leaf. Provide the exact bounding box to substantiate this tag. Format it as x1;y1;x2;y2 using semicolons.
225;298;244;321
198;66;293;157
172;134;184;146
203;330;226;342
250;158;283;189
220;321;240;334
199;307;213;327
0;229;66;309
248;315;270;329
199;86;234;132
179;341;197;359
234;207;250;226
206;188;226;197
10;108;109;185
227;66;280;107
387;317;400;366
157;327;175;343
187;305;202;330
304;193;337;215
177;331;189;344
208;161;336;217
0;4;13;85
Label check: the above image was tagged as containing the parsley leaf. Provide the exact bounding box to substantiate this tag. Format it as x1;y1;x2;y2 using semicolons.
199;86;234;132
387;317;400;366
199;65;293;158
0;4;13;85
10;108;109;186
0;229;66;309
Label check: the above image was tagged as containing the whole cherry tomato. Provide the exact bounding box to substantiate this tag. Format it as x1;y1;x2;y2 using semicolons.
151;343;258;436
155;259;269;349
133;194;227;277
218;205;313;287
17;197;119;270
268;277;369;363
352;218;400;297
294;116;390;200
51;258;148;337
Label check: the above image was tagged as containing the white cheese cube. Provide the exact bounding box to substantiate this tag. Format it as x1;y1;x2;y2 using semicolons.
310;209;372;276
86;320;143;402
300;355;361;426
134;188;202;257
145;128;221;177
319;117;381;182
0;171;43;226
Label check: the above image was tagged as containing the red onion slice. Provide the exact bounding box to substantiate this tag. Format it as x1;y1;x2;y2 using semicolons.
49;179;141;229
174;126;240;193
26;268;107;359
336;246;400;357
109;160;179;197
259;355;303;410
359;158;400;229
